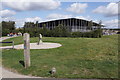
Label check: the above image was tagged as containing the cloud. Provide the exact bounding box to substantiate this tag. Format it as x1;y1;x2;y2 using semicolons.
0;9;16;17
2;17;16;21
2;16;118;29
93;3;119;17
75;15;91;21
0;2;2;10
2;0;61;11
66;3;88;14
18;17;42;27
103;19;119;28
46;13;72;20
25;17;42;22
2;16;42;28
16;17;42;27
75;16;118;28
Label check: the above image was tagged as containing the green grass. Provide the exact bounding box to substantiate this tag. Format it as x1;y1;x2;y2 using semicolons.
2;35;119;78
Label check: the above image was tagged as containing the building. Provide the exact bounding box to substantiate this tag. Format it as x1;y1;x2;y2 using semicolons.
38;18;101;32
102;28;119;35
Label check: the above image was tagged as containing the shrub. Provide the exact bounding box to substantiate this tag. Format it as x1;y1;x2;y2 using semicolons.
2;29;10;36
22;23;102;38
71;29;102;38
71;32;82;37
51;24;71;37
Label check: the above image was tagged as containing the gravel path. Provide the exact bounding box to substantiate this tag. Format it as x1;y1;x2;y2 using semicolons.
0;37;41;78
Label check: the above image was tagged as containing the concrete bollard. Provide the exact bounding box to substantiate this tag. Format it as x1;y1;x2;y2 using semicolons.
23;33;30;68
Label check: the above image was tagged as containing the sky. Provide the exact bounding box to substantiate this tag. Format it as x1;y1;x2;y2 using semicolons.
0;0;119;29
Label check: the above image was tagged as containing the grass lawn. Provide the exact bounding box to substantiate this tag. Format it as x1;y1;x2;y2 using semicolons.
2;35;119;78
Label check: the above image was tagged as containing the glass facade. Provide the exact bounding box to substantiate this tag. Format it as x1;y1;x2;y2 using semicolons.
38;18;99;32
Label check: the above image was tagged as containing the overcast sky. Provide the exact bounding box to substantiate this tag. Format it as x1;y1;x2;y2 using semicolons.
1;0;119;29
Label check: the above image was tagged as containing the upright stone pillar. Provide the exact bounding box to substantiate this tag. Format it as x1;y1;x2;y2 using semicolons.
37;34;42;45
23;33;30;68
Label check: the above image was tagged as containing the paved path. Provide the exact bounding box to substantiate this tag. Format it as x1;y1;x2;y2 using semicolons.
0;37;41;78
0;42;62;49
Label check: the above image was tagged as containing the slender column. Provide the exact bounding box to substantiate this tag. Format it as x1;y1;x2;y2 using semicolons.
52;22;53;29
64;19;67;26
50;22;53;29
70;18;71;31
74;19;75;32
78;19;80;31
80;20;82;30
79;20;81;31
49;22;51;29
73;19;74;32
60;20;61;25
52;21;54;29
70;19;71;31
49;22;51;30
83;21;84;31
79;20;80;31
85;21;86;32
68;19;69;31
62;20;63;26
54;21;55;29
68;19;69;27
82;20;83;31
63;20;64;26
75;19;76;31
58;20;60;25
46;23;47;29
48;22;49;29
53;22;54;29
70;18;71;27
53;21;55;29
57;20;58;26
85;21;86;31
64;20;66;26
75;19;77;31
51;22;52;29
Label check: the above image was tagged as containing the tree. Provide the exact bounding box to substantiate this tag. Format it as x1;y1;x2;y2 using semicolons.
98;20;102;29
88;20;93;30
71;32;81;37
35;21;39;27
97;20;103;37
40;24;50;37
2;21;15;36
52;24;70;37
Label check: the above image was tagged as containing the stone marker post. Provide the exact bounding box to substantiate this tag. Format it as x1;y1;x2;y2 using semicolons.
12;41;14;49
23;33;30;68
37;34;42;45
